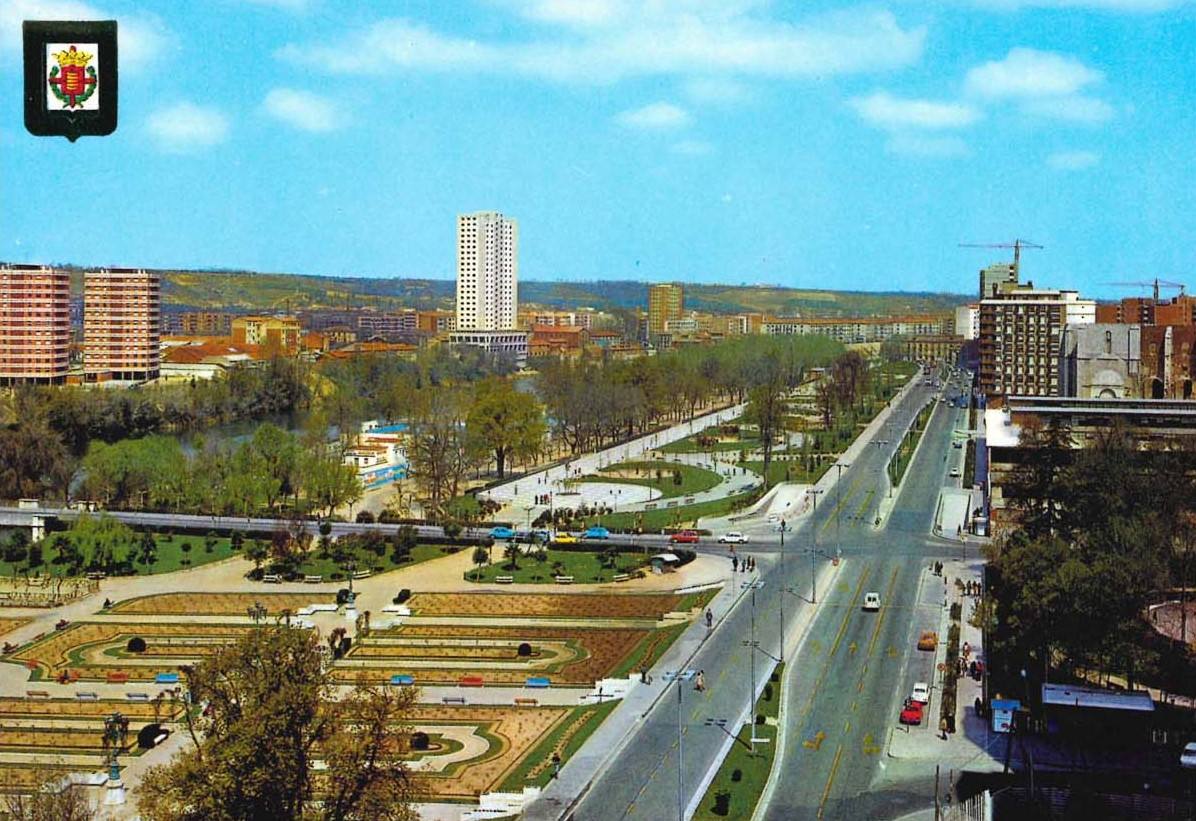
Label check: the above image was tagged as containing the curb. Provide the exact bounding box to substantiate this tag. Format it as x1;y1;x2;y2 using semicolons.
875;389;943;532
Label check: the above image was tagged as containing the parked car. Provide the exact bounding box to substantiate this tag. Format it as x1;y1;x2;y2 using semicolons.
862;592;881;611
949;467;961;478
670;530;700;544
917;631;938;651
899;699;924;726
1181;741;1196;769
911;682;930;704
718;532;748;544
490;526;515;540
554;533;579;544
583;526;610;540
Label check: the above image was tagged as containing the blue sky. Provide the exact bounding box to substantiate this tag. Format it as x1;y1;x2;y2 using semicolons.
1;0;1194;300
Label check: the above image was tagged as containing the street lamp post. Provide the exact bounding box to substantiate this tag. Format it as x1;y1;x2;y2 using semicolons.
807;489;823;603
778;520;788;662
662;669;695;821
833;462;850;561
741;579;764;754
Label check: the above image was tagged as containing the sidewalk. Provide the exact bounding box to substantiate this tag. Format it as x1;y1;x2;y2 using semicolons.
888;559;1002;772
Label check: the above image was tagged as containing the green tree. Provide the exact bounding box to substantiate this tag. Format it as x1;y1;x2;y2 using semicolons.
138;627;419;821
466;378;547;478
471;546;489;580
138;531;158;568
744;366;787;488
502;543;521;570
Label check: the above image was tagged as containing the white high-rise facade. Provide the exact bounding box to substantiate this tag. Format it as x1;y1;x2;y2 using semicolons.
456;211;517;331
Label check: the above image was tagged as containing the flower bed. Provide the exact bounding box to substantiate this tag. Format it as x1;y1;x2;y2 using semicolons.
108;592;335;616
404;592;689;620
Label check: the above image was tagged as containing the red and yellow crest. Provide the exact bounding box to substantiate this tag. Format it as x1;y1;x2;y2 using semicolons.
48;45;97;109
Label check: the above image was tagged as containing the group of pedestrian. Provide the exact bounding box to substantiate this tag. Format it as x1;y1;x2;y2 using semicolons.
534;494;550;505
731;555;756;573
963;580;981;597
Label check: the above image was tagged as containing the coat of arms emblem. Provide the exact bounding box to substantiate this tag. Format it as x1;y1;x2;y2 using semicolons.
48;45;98;110
23;20;117;141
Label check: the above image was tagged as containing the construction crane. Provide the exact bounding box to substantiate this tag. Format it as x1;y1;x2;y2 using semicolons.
958;239;1044;270
1104;278;1186;303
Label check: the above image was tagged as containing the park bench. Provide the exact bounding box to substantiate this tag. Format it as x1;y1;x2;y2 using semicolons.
514;697;538;706
495;576;514;584
75;692;99;701
85;572;105;580
153;731;169;746
25;690;48;699
459;675;485;687
352;570;371;580
390;675;415;686
126;693;149;701
526;677;551;689
442;695;466;705
155;673;180;684
106;671;129;684
262;574;281;584
554;576;574;585
303;575;323;584
612;573;631;583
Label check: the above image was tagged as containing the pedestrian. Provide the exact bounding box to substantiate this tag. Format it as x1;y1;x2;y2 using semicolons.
695;670;706;692
551;752;561;779
732;556;738;573
939;717;948;740
706;608;713;629
974;697;983;717
640;666;648;684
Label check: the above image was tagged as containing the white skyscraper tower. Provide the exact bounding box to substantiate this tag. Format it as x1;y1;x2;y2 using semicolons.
456;211;518;331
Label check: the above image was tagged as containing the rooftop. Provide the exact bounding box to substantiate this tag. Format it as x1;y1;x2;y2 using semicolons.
1042;683;1155;713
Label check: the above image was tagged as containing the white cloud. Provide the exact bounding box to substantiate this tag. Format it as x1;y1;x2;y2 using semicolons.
965;48;1102;98
672;139;714;156
146;102;229;153
1022;94;1114;123
263;88;344;131
281;8;926;84
850;91;981;130
1047;150;1100;170
886;134;970;157
616;101;691;130
0;0;169;72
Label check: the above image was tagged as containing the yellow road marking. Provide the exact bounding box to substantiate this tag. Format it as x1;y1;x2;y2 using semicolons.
888;645;898;658
838;581;850;593
817;744;844;819
628;804;635;815
848;641;858;655
863;733;881;755
866;566;901;659
844;720;851;733
801;564;871;725
803;730;826;750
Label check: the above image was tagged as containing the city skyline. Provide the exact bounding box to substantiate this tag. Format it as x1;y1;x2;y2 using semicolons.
0;2;1193;300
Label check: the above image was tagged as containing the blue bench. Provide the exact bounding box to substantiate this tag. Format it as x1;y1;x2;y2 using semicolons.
390;674;415;686
526;677;551;689
155;673;180;684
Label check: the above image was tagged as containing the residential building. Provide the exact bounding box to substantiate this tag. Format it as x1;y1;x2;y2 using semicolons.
663;317;699;335
955;304;980;341
647;283;684;337
84;267;161;383
456;211;517;331
978;288;1096;398
1059;323;1142;399
588;329;624;349
322;340;418;361
979;262;1018;299
170;311;234;336
231;316;301;356
356;309;417;340
761;314;952;342
530;324;589;357
416;310;456;334
1095;297;1155;326
1141;324;1196;399
1155;294;1196;326
347;421;409;490
160;340;264;381
906;335;964;365
298;308;365;332
519;310;595;329
0;263;71;385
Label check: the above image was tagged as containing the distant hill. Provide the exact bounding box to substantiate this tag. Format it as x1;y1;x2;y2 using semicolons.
58;266;968;317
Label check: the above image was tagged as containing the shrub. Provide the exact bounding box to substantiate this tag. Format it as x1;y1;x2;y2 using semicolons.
356;511;375;524
755;713;766;725
517;642;532;657
394;589;412;604
336;588;352;605
411;731;429;751
713;791;731;816
180;542;192;554
127;637;147;653
763;683;773;701
730;769;742;783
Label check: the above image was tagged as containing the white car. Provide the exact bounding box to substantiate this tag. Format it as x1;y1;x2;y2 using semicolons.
862;592;881;611
718;532;748;544
766;513;781;523
1182;742;1196;769
949;467;961;478
911;682;930;704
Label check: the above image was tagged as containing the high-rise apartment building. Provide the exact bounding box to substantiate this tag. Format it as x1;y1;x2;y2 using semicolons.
979;262;1018;299
0;263;71;385
955;304;980;341
456;211;517;331
647;283;684;337
84;268;161;383
231;316;301;355
979;287;1095;398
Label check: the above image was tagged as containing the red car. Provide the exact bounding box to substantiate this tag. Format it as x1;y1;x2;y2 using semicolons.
669;530;700;544
899;699;924;726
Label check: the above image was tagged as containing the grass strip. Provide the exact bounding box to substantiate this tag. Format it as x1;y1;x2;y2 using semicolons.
887;401;934;488
498;701;621;791
693;663;784;820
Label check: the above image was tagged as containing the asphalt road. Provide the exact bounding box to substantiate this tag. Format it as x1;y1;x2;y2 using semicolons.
568;374;968;821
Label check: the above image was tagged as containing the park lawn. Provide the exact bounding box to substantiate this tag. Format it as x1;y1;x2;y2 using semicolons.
744;459;830;488
609;620;690;679
694;664;784;821
876;360;919;379
888;401;935;488
660;435;759;455
294;544;447;580
575;461;722;499
0;533;239;578
592;487;761;533
466;549;650;584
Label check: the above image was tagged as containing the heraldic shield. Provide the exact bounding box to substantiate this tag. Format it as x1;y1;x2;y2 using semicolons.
24;20;118;141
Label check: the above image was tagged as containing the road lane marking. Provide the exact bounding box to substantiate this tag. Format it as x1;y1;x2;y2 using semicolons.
866;566;901;659
803;730;825;750
848;641;858;655
844;720;851;733
801;564;871;725
863;733;881;755
817;744;844;819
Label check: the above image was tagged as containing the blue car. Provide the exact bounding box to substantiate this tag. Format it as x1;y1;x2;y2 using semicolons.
583;526;610;540
490;526;515;540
